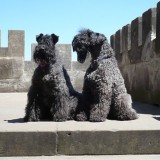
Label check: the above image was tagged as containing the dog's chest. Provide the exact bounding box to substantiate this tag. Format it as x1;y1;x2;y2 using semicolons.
85;63;105;82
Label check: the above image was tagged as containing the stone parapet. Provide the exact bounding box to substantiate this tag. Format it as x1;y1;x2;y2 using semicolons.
8;30;24;57
0;57;24;80
110;3;160;105
0;93;160;156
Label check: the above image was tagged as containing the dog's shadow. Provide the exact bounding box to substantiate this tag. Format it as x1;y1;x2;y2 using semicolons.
5;118;24;123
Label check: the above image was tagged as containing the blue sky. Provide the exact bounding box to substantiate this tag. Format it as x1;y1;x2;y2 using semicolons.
0;0;160;61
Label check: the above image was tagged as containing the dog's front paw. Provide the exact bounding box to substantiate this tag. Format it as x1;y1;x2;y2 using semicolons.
76;112;88;121
24;116;40;122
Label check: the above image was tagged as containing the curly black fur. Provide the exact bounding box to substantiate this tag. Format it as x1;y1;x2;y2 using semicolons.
24;33;79;122
72;29;138;122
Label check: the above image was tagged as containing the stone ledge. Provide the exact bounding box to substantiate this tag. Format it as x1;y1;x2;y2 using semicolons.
0;93;160;156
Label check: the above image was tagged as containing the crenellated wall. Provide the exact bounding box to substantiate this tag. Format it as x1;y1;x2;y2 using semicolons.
0;2;160;105
0;30;87;92
110;2;160;105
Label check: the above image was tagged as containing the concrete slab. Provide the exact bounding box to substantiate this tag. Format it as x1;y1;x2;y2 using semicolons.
1;155;160;160
0;93;160;156
0;93;160;131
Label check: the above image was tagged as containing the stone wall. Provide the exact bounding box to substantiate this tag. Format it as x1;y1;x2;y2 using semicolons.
1;2;160;105
110;2;160;105
0;30;29;92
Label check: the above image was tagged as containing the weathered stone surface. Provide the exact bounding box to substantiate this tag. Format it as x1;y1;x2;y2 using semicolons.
121;25;131;66
57;130;160;155
0;30;1;47
0;57;24;80
56;44;71;70
128;17;142;64
120;59;160;105
0;79;29;92
115;30;122;64
0;93;160;156
0;132;56;156
8;30;24;57
0;48;8;57
110;34;115;51
31;43;37;61
68;71;85;92
156;2;160;53
142;8;156;46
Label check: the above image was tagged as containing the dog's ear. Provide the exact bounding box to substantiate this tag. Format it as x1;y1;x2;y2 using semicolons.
51;34;59;44
90;32;106;45
98;33;106;43
36;33;43;42
87;29;92;37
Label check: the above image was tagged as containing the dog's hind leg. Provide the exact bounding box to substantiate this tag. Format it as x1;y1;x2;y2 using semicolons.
109;93;138;120
89;99;111;122
24;99;41;122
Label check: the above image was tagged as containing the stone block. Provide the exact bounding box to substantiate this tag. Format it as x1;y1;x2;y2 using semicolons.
57;130;160;155
71;61;88;72
142;8;156;46
115;30;122;64
68;71;85;92
110;34;115;51
128;17;142;64
0;57;24;79
56;44;71;70
0;132;56;156
156;2;160;53
8;30;24;57
0;30;1;47
121;24;131;66
0;48;8;57
127;24;131;51
31;43;37;61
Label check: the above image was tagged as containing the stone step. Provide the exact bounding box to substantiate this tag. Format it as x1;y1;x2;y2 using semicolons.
1;155;160;160
0;93;160;156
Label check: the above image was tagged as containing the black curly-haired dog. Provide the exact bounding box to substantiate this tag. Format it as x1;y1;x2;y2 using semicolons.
72;29;138;122
24;33;79;122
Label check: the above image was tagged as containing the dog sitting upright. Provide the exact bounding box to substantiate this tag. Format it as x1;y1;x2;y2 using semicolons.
72;29;138;122
24;33;79;122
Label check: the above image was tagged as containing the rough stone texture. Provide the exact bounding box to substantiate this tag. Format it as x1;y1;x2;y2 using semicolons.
121;25;130;66
156;2;160;53
56;44;71;70
142;8;156;46
110;4;160;105
0;48;8;57
110;34;115;51
128;17;142;64
0;57;24;79
8;30;24;57
31;43;36;61
1;155;160;160
0;132;57;156
115;30;122;64
128;24;131;51
0;31;1;47
120;59;160;105
68;70;85;92
57;130;160;155
0;3;160;107
0;93;160;156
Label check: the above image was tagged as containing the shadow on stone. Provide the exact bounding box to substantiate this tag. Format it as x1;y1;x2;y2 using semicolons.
153;116;160;121
6;118;24;123
133;102;160;115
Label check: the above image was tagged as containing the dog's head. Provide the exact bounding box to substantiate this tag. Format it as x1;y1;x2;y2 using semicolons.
72;29;106;63
33;33;59;68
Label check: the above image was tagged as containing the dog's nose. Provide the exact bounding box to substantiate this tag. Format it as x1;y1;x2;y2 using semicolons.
39;45;46;51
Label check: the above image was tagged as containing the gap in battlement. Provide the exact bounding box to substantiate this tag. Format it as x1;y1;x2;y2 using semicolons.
71;51;77;61
0;30;8;47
